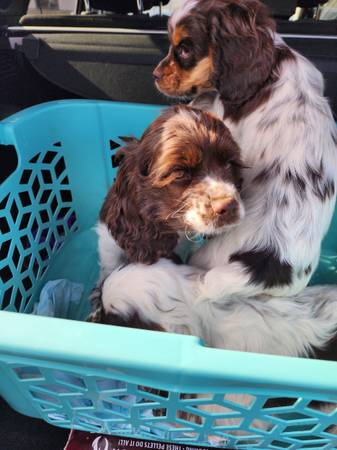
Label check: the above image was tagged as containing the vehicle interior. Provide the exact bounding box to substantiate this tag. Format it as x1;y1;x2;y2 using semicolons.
0;0;336;122
0;1;336;449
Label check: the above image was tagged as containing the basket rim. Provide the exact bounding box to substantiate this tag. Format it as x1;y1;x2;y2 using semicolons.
0;310;337;400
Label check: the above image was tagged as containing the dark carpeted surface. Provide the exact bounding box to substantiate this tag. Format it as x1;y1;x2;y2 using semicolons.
0;398;69;450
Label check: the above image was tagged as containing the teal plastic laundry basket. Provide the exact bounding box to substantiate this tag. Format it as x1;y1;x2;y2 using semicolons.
0;100;337;450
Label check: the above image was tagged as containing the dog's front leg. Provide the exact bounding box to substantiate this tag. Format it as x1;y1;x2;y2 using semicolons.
101;258;262;324
101;259;203;335
96;222;127;282
198;262;261;302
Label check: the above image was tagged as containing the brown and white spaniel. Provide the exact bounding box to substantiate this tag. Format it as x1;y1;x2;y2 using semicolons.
153;0;288;119
99;0;337;363
90;104;244;325
99;105;243;267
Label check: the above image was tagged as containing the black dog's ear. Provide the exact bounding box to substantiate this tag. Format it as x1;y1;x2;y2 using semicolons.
209;0;275;109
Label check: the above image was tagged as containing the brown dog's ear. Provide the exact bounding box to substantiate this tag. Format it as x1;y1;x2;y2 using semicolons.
100;140;179;264
119;136;138;143
112;148;126;168
126;225;178;264
112;137;139;168
209;0;275;111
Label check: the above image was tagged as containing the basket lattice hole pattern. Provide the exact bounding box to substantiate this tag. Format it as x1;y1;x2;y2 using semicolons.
0;145;78;313
0;144;18;184
9;361;337;447
13;366;43;381
110;138;121;170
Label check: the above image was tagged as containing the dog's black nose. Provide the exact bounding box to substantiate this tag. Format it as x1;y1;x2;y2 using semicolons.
153;69;162;81
213;198;237;216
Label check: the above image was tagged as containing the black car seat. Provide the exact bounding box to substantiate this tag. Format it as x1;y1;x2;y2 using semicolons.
88;0;170;14
20;0;170;29
263;0;297;18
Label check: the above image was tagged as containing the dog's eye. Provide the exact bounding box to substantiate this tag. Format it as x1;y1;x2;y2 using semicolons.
224;159;243;170
172;169;192;184
178;44;190;59
174;169;187;179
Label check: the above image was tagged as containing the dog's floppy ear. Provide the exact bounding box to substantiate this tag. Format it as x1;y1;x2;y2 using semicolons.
112;137;139;167
127;224;178;264
100;139;178;264
208;0;275;109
